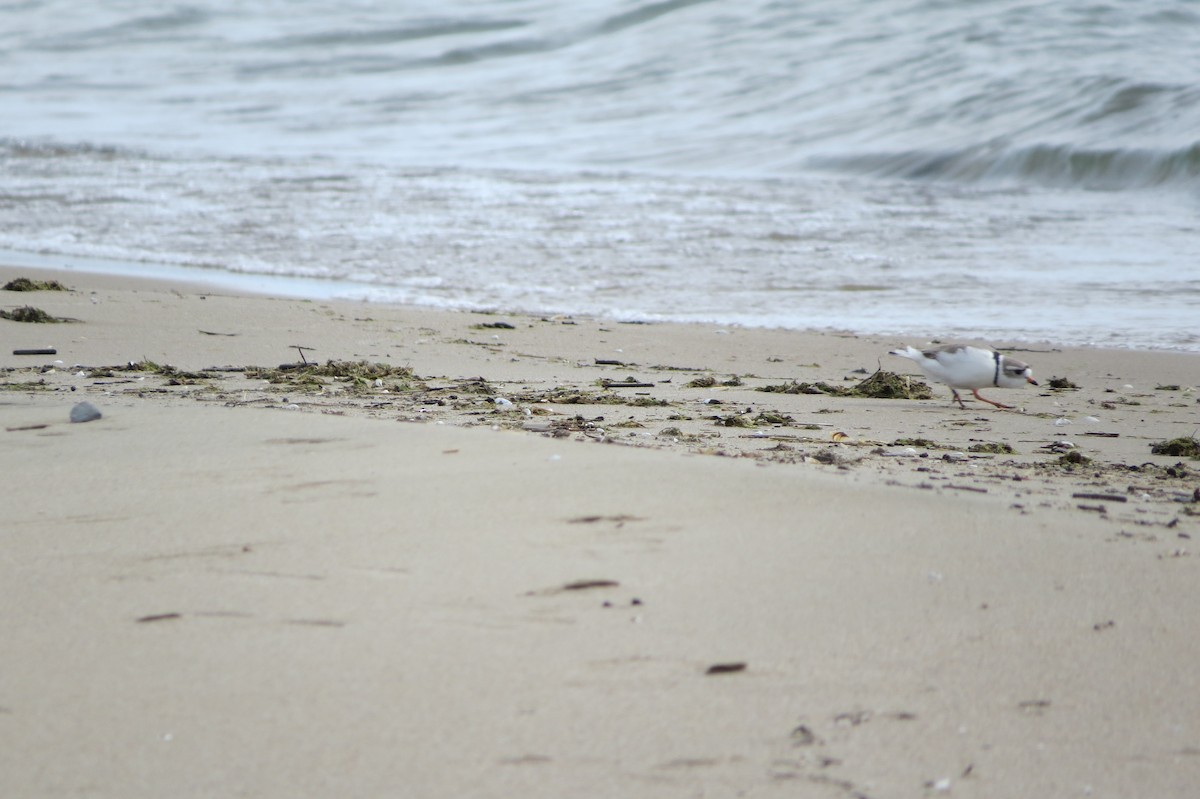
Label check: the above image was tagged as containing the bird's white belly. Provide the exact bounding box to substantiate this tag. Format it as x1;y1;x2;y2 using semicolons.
925;351;995;388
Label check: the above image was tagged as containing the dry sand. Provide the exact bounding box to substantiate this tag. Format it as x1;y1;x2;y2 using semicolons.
3;266;1199;798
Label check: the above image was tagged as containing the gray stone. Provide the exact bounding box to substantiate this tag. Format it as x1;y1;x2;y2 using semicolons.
70;401;102;423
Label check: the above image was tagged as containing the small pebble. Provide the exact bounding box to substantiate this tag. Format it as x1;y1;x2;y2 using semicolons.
69;401;102;423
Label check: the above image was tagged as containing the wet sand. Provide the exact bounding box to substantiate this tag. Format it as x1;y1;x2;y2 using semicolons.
3;266;1199;798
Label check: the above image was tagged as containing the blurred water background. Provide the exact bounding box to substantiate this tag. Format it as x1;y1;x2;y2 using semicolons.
2;0;1198;350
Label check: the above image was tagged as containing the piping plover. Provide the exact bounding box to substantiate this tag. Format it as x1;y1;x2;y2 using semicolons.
889;344;1038;409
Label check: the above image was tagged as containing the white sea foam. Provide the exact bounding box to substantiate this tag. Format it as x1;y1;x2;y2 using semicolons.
2;0;1198;350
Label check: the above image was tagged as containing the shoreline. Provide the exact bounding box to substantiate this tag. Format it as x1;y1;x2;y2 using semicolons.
3;264;1199;797
4;253;1197;356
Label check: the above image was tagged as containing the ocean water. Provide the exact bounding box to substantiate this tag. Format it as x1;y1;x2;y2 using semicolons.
2;0;1198;351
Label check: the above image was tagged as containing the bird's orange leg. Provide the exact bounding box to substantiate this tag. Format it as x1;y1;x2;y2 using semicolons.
971;389;1012;409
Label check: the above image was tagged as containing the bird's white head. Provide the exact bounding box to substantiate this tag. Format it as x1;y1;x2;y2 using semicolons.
998;356;1037;389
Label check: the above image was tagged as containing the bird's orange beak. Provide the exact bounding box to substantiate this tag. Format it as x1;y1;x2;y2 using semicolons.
1027;377;1038;386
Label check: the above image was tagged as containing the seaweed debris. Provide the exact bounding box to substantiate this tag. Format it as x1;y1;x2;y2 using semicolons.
0;305;73;323
686;374;743;388
627;396;670;407
853;370;933;399
3;277;69;292
892;438;945;449
1150;437;1200;458
757;370;932;400
715;414;756;428
246;360;419;391
758;380;841;396
0;378;50;391
124;359;175;373
298;360;415;380
510;387;660;407
1047;377;1080;390
517;388;599;404
714;411;794;428
118;360;219;384
246;360;413;379
1057;450;1092;467
968;442;1015;454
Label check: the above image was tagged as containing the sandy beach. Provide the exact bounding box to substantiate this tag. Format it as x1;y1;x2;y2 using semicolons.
3;265;1199;798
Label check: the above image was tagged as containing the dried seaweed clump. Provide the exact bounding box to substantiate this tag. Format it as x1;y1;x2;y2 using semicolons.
3;277;69;292
715;414;755;427
122;360;215;384
1047;376;1079;390
968;442;1015;454
0;305;63;323
0;377;50;391
512;386;669;408
515;387;622;405
124;359;175;373
758;380;837;396
246;360;418;390
892;438;944;449
304;360;415;380
757;370;932;400
686;374;743;388
1150;437;1200;458
712;412;793;428
1057;450;1092;467
627;396;670;407
851;370;933;399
